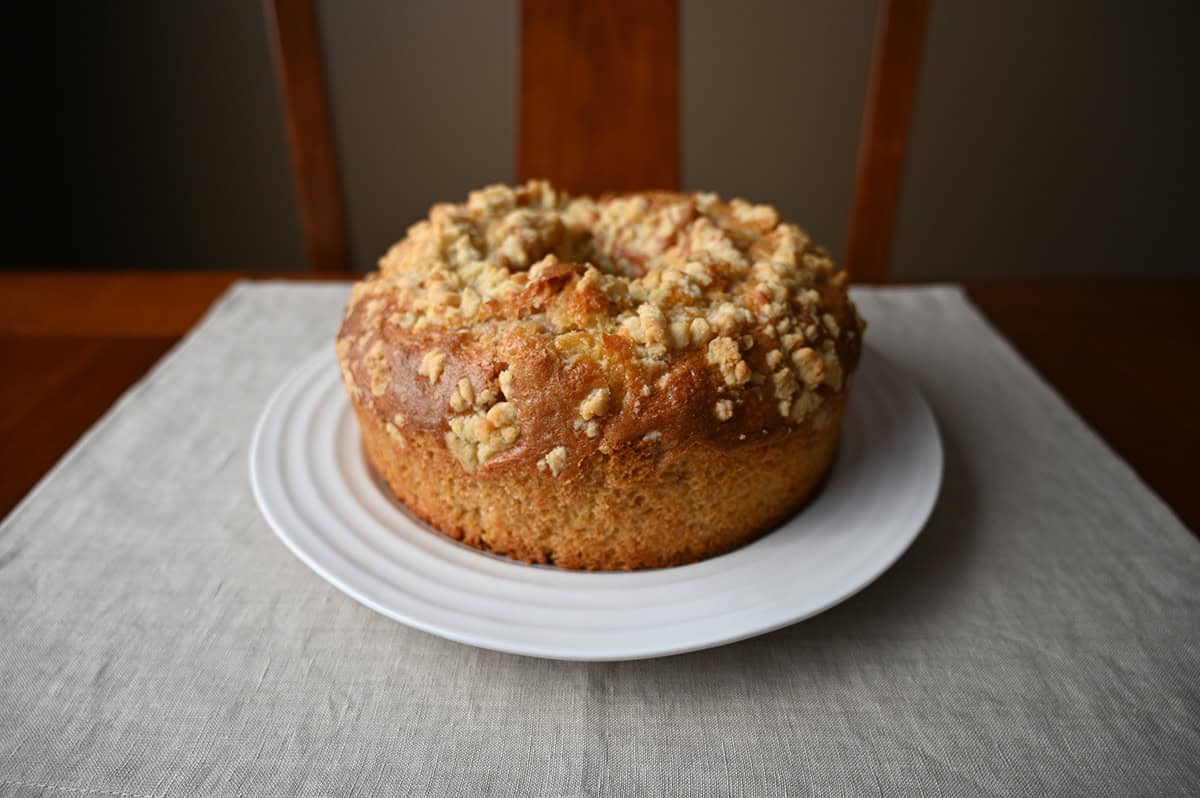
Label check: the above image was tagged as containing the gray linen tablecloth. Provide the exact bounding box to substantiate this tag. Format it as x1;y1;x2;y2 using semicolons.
1;283;1196;797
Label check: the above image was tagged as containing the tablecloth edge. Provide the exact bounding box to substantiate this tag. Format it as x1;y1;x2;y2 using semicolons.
0;280;257;532
948;287;1198;542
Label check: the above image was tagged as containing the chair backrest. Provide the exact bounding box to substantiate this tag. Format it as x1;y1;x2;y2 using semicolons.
265;0;352;273
845;0;929;283
267;0;927;281
518;0;679;196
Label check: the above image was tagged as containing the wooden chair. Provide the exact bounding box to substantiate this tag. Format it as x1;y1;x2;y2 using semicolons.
266;0;927;282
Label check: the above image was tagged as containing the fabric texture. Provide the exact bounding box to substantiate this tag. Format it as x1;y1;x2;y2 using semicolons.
0;283;1196;797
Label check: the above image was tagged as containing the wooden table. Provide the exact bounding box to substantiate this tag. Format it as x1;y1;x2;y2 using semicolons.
2;273;1197;534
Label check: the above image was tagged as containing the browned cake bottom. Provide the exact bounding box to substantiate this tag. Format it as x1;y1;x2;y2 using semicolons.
354;393;847;571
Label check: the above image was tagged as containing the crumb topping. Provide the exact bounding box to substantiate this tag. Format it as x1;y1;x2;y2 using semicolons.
364;340;391;397
578;387;612;420
340;181;865;476
706;336;751;387
498;367;515;399
537;445;568;476
418;349;446;384
444;377;521;472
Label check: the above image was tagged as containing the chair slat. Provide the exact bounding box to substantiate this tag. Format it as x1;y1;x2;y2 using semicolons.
265;0;352;272
845;0;930;283
518;0;680;194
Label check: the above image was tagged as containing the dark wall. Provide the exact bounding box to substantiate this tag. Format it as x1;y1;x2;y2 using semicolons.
683;0;1200;277
11;1;304;270
318;1;516;270
892;1;1200;277
8;1;1199;277
682;1;875;273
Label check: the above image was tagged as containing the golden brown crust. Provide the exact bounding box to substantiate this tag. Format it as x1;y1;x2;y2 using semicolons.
336;182;865;569
353;390;849;570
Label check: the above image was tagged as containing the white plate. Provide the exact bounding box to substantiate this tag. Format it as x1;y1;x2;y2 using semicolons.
250;346;942;661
